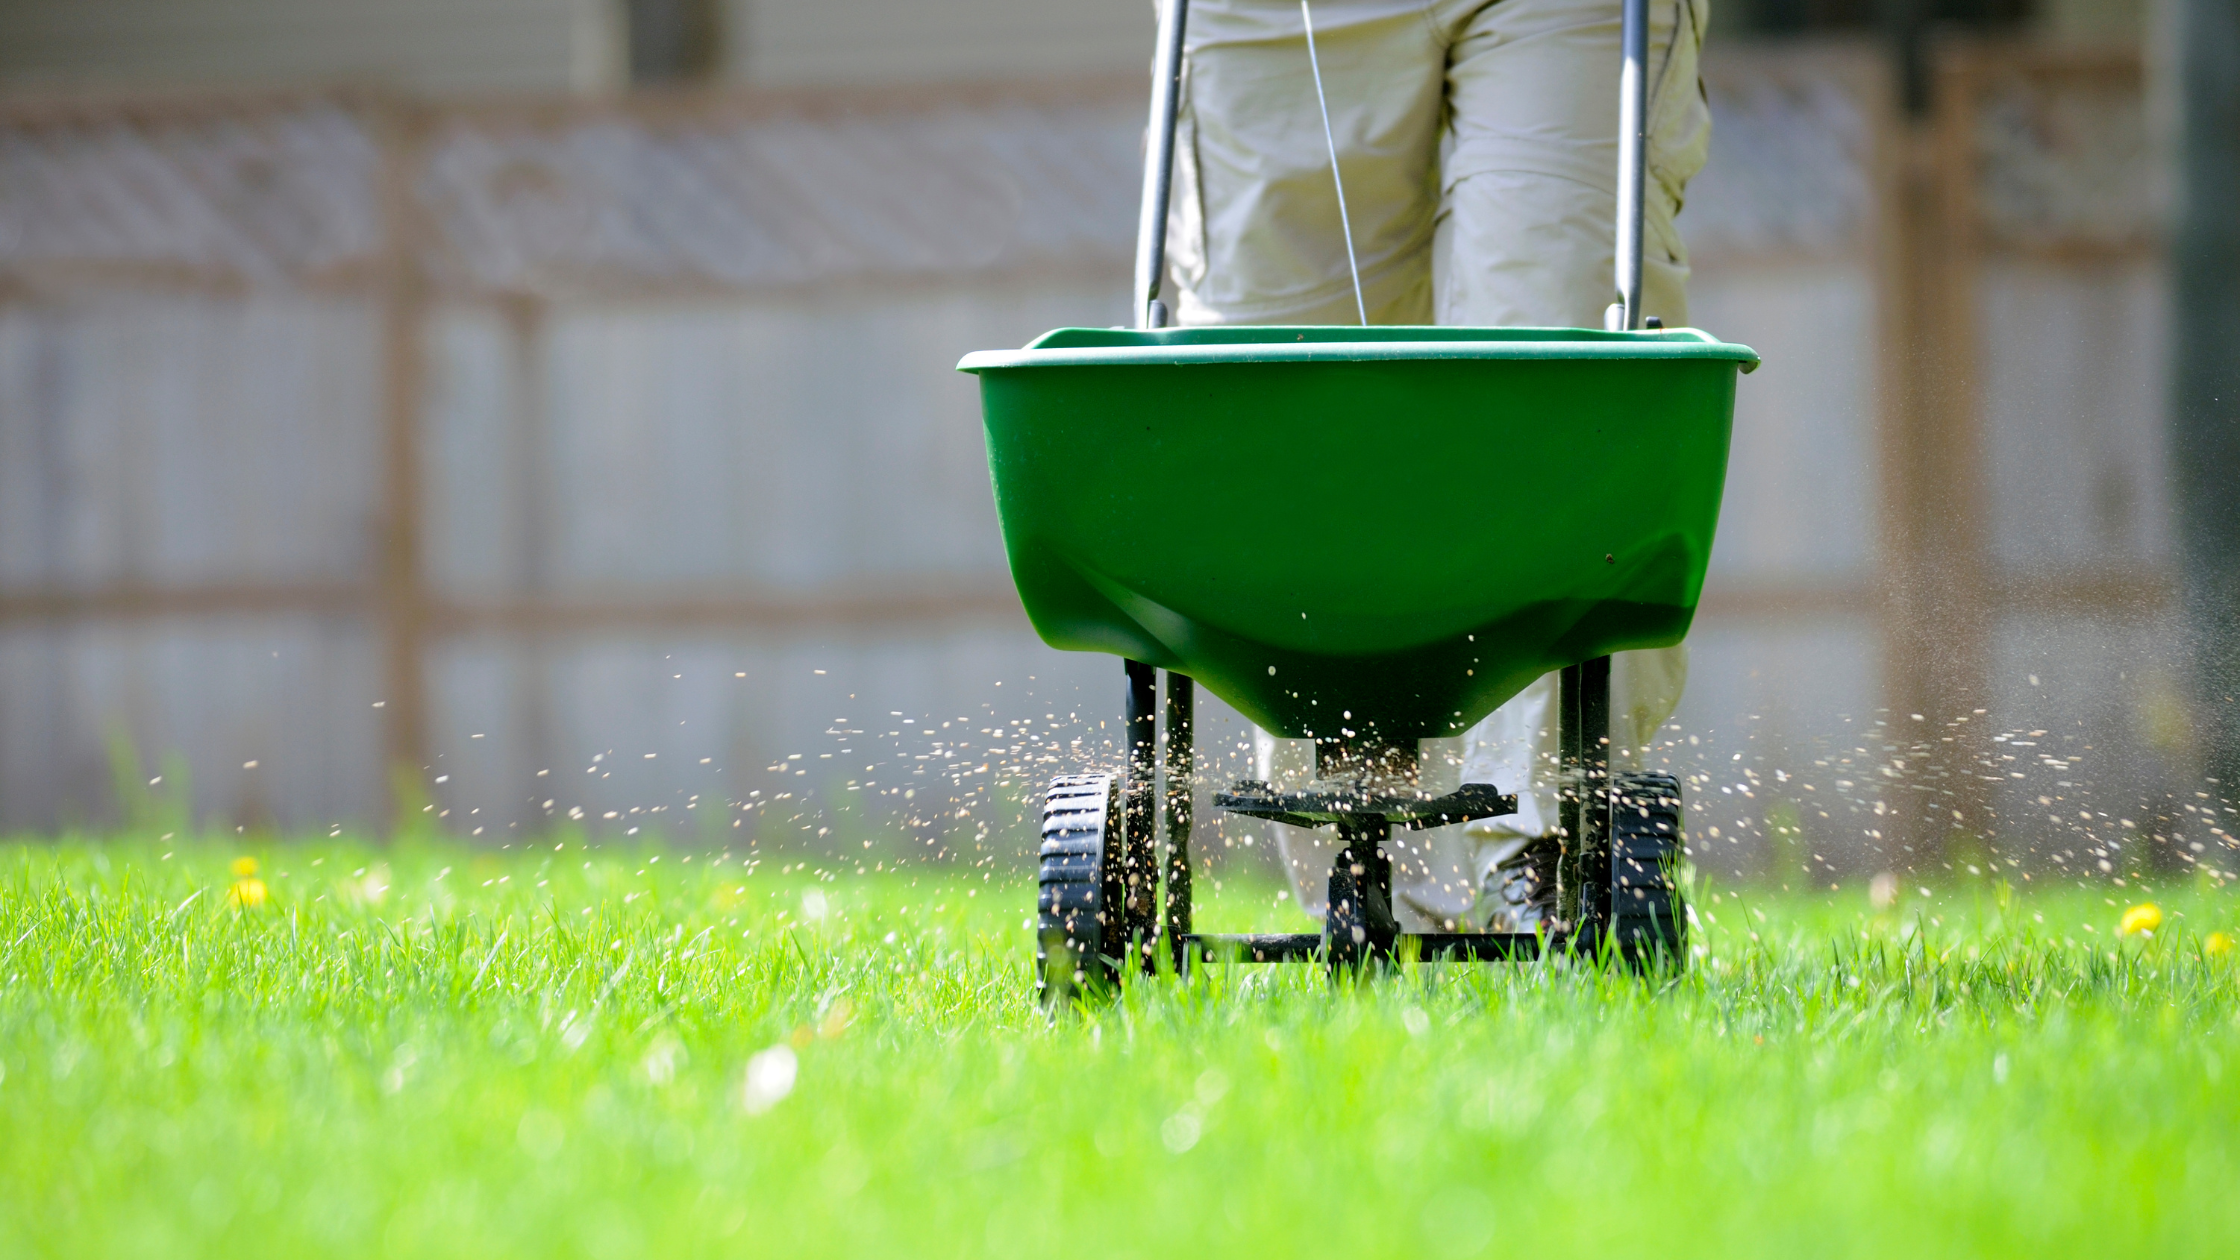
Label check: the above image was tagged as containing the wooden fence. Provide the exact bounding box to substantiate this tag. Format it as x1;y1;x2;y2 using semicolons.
0;42;2192;876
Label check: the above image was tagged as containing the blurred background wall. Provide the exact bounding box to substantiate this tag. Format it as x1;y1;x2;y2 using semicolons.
0;0;2213;895
0;1;1153;94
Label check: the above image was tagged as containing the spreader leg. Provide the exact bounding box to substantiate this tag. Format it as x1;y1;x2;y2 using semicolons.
1558;657;1614;948
1124;660;1160;973
1324;817;1397;973
1163;672;1194;971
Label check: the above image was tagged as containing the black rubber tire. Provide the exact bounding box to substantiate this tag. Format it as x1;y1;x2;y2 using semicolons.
1035;774;1125;1005
1609;771;1687;969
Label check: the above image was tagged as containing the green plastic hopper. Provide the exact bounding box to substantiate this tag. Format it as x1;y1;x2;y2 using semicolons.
959;324;1757;749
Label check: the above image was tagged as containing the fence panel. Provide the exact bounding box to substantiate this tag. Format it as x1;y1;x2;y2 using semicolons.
0;50;2183;884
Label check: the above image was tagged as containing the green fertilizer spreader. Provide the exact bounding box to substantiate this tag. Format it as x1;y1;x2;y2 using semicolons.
961;324;1755;747
962;0;1756;1001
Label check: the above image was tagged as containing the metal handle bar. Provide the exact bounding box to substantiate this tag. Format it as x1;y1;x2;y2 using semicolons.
1612;0;1649;331
1134;0;1190;331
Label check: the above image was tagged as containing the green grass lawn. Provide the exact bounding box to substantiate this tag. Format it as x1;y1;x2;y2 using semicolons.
3;836;2237;1258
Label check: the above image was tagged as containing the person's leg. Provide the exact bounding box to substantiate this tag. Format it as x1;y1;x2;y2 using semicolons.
1612;641;1689;766
1434;0;1710;327
1250;725;1339;919
1169;0;1461;916
1165;0;1453;327
1435;0;1711;922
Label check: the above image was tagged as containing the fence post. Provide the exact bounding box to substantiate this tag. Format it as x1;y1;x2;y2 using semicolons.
1876;54;1992;868
375;97;433;829
2172;0;2240;809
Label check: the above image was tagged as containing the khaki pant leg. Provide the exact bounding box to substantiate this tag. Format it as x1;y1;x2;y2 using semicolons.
1165;0;1450;326
1173;1;1459;924
1177;0;1714;923
1433;0;1710;326
1441;0;1710;867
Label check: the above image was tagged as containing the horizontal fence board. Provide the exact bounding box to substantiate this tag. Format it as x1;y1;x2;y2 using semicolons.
1978;259;2172;570
1689;262;1879;585
0;293;382;589
0;615;382;831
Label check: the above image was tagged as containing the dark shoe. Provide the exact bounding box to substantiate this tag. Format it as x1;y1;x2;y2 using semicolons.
1480;837;1561;933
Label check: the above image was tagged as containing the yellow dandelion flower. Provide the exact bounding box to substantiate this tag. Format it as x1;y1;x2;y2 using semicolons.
2205;931;2233;958
2119;902;2162;936
231;855;259;877
227;876;269;909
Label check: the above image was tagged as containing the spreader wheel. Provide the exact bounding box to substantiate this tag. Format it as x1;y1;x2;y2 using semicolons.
1035;774;1125;1005
1609;771;1687;967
